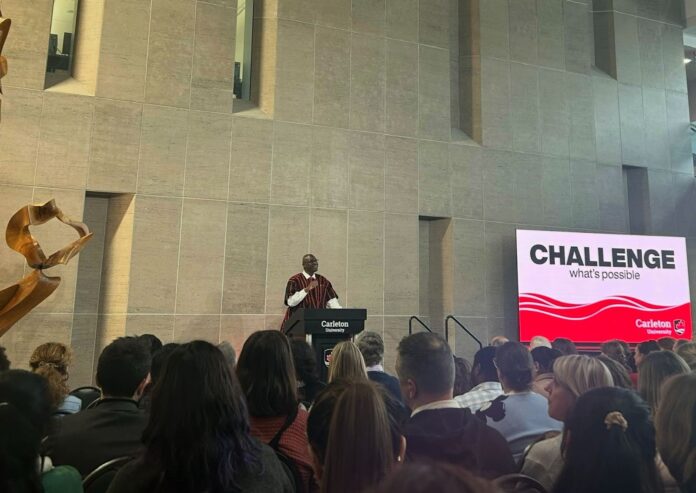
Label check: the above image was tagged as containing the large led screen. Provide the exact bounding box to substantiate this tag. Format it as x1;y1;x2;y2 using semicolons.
517;230;692;343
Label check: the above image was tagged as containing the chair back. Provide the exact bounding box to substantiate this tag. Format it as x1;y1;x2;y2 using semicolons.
517;430;561;470
70;386;101;410
82;456;132;493
494;473;549;493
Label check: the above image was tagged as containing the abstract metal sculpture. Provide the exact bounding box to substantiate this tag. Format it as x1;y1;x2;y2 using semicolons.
0;9;10;119
0;200;92;337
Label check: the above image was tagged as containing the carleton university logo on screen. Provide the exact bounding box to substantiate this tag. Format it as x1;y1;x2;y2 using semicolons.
635;318;687;337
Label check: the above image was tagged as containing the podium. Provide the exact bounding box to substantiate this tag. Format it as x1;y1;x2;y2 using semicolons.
283;308;366;381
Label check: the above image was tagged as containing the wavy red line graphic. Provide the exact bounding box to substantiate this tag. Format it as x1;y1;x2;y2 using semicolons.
519;293;692;343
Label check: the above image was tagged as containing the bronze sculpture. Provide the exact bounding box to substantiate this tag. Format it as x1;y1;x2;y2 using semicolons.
0;200;92;338
0;9;10;119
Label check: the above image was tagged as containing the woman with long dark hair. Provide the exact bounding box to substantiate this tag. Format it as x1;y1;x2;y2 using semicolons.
236;330;316;492
107;341;294;493
290;339;325;408
552;386;664;493
0;370;82;493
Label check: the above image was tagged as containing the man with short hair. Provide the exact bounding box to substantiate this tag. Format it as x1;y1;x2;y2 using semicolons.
282;254;341;327
49;336;151;476
356;331;402;401
455;346;503;412
396;333;515;479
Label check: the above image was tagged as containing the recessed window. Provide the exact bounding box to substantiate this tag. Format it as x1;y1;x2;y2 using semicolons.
234;0;253;100
45;0;78;88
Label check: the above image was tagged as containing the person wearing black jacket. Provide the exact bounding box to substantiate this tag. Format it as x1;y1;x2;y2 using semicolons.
395;332;516;479
48;336;151;476
356;331;402;403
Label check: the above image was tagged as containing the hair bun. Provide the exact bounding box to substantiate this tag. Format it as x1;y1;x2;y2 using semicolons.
604;411;628;431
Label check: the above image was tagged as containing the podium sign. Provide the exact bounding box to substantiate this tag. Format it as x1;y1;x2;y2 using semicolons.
283;308;366;381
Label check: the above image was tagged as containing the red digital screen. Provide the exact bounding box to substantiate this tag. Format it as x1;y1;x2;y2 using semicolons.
517;230;692;344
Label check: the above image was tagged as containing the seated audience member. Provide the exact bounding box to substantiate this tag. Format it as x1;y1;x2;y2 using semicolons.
236;330;316;492
137;333;162;356
529;335;552;349
674;339;689;350
675;342;696;371
521;355;613;490
455;346;503;412
600;339;630;369
328;340;368;382
530;347;562;399
49;336;151;476
635;340;661;367
0;370;82;492
551;337;578;355
307;380;407;493
656;373;696;493
0;345;10;371
596;354;634;389
369;462;499;493
396;333;515;478
138;342;179;410
490;336;509;347
476;342;562;462
657;337;677;351
452;356;472;397
107;341;294;493
357;331;402;401
552;387;664;493
290;339;325;408
638;350;690;414
217;340;236;368
30;342;81;415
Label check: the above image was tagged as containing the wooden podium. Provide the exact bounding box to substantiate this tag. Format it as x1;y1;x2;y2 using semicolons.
283;308;366;381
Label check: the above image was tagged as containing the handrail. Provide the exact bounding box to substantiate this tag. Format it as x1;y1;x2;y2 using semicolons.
408;316;433;335
445;315;483;350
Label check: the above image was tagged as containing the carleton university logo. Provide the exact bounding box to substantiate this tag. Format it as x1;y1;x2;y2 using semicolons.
323;349;333;368
674;319;686;336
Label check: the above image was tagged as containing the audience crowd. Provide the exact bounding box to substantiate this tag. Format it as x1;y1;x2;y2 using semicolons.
0;329;694;493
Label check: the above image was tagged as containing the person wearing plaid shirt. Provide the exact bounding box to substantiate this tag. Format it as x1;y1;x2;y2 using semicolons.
455;346;503;412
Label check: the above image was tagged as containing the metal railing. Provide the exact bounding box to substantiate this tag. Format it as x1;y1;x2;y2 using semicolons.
445;315;483;350
408;316;433;335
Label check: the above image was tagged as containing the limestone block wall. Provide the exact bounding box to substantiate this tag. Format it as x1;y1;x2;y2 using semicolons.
0;0;694;384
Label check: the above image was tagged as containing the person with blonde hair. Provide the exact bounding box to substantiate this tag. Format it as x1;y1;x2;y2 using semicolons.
675;342;696;371
328;341;368;382
29;342;81;415
529;335;551;349
521;355;613;490
656;373;696;493
638;351;690;414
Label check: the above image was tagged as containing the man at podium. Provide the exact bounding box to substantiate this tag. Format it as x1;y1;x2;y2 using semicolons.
283;254;341;325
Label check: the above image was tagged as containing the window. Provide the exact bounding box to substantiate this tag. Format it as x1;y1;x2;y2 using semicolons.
45;0;79;88
234;0;253;100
